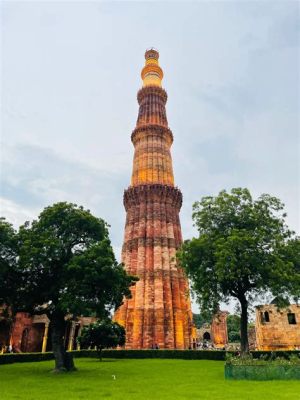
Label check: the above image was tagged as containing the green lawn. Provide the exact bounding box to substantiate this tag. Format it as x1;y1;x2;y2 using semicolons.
1;358;299;400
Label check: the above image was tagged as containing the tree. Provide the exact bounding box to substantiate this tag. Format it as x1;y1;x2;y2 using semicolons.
227;314;241;343
192;313;209;329
16;202;137;371
78;319;125;360
178;188;298;354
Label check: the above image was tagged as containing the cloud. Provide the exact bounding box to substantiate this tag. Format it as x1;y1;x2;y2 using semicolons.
1;143;128;260
0;198;36;228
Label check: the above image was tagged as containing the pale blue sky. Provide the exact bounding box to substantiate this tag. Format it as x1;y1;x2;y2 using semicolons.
1;2;299;312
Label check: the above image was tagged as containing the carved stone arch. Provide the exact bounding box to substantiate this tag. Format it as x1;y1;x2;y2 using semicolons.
203;331;211;341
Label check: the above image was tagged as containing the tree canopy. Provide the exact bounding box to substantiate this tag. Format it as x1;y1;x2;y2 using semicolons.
17;202;137;316
179;188;299;353
78;319;125;360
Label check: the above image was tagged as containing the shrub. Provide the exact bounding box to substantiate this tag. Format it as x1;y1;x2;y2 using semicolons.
226;352;300;366
77;320;125;361
0;352;54;365
100;349;226;360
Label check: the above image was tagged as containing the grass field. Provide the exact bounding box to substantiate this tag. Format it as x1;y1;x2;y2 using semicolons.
0;358;299;400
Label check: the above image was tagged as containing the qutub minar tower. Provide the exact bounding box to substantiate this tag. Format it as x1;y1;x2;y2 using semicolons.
114;49;193;349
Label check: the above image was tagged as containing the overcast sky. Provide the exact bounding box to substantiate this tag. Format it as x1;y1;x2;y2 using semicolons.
1;1;299;312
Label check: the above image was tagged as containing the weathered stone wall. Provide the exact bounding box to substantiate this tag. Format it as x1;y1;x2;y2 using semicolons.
255;304;300;350
211;311;229;348
3;312;96;353
10;312;34;352
197;324;212;342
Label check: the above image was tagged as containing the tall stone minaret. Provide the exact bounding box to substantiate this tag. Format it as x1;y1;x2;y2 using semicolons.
114;49;193;349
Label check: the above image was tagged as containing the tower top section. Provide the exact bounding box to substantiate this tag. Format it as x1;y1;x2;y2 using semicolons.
145;48;159;60
141;48;164;87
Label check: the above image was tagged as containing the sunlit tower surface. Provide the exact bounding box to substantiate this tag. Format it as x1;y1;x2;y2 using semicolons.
114;49;193;349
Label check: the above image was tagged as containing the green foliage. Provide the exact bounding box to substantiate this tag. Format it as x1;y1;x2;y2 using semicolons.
1;202;137;371
278;238;300;300
98;349;226;360
228;331;240;343
0;349;227;363
178;188;299;353
225;363;300;381
0;352;54;365
192;313;208;328
227;314;241;343
0;218;19;308
226;353;300;380
78;320;125;357
17;202;137;317
226;353;300;366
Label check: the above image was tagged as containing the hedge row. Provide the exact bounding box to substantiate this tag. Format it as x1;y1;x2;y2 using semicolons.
0;352;54;364
83;349;300;361
97;349;226;360
1;349;299;365
225;364;300;380
251;351;300;360
0;349;225;364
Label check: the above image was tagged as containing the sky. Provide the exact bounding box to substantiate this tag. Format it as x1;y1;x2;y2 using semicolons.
1;1;299;313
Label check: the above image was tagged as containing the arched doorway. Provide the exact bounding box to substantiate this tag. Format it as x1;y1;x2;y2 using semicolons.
30;323;45;352
203;331;211;341
21;328;29;352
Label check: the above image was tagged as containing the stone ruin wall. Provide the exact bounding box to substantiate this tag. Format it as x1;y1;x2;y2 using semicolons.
255;304;300;350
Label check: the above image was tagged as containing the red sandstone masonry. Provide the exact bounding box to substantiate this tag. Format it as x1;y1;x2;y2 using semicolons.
114;78;193;349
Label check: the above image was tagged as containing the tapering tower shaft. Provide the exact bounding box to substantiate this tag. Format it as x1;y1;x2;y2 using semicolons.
114;49;193;349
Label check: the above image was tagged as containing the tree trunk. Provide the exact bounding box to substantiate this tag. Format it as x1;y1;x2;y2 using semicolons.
98;347;103;362
239;296;249;355
50;312;76;372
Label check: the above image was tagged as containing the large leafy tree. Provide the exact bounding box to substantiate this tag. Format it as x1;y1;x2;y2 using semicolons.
78;319;125;360
15;202;136;371
179;188;299;354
